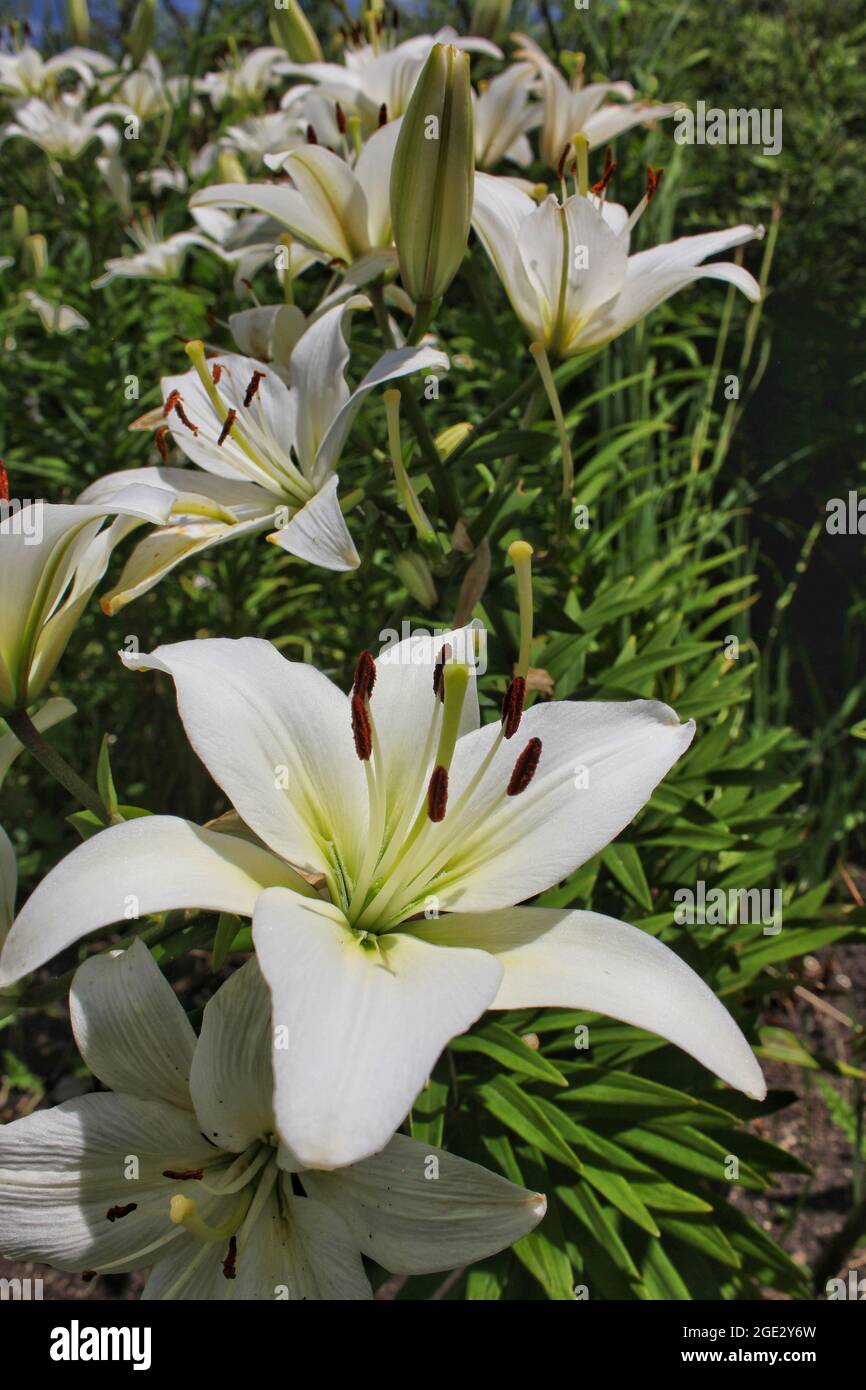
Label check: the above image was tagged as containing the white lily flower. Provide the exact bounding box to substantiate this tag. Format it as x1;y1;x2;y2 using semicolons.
112;55;171;123
92;212;226;289
0;626;766;1168
196;46;286;111
0;43;111;99
21;291;89;335
0;483;173;716
276;26;501;126
472;172;764;357
0;940;545;1298
75;299;448;603
219;112;305;169
190;118;403;276
0;93;130;161
474;63;540;170
512;31;681;165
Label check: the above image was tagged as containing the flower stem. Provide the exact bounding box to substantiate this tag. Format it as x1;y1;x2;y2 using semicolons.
369;284;460;527
6;710;110;824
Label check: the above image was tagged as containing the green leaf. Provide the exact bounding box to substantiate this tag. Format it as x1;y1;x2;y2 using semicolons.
450;1022;568;1085
478;1076;583;1174
601;842;654;911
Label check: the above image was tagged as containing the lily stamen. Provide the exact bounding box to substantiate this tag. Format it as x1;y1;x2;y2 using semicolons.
427;764;448;822
507;737;543;796
169;1188;253;1244
217;409;236;447
243;370;266;408
501;675;526;739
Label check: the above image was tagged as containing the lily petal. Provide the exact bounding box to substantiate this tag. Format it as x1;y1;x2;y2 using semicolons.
189;957;274;1152
0;816;300;986
0;1093;222;1273
253;887;503;1169
70;939;196;1111
269;473;360;571
303;1131;546;1274
414;906;766;1099
121;639;367;880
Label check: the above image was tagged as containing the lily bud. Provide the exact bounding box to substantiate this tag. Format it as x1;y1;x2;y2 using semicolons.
389;43;474;309
126;0;156;68
217;150;246;184
25;234;47;279
12;204;29;246
470;0;511;40
67;0;90;46
435;421;474;459
269;0;323;64
394;551;438;608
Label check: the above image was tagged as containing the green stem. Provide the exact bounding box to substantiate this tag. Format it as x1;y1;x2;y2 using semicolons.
445;371;539;471
369;284;460;527
7;711;110;824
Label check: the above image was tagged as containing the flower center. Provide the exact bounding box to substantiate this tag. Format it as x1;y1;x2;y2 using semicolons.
339;543;542;933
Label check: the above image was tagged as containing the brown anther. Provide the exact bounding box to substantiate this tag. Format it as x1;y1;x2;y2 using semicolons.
163;388;182;418
432;643;452;700
335;101;347;134
80;1270;97;1283
154;426;170;462
501;676;527;739
427;765;449;822
162;1168;204;1180
391;6;399;27
353;650;377;701
222;1235;238;1280
173;399;199;435
240;278;255;293
243;370;266;408
351;692;372;761
306;124;319;144
591;145;618;197
212;362;223;384
646;166;664;203
0;460;8;504
378;103;388;128
217;409;237;446
556;144;570;181
106;1203;137;1223
507;737;542;797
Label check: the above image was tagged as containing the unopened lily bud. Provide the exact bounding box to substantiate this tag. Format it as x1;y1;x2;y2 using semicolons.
25;234;47;279
390;43;474;309
270;0;323;63
217;150;246;184
395;551;438;608
12;204;29;246
470;0;511;40
435;421;474;458
67;0;90;45
126;0;156;67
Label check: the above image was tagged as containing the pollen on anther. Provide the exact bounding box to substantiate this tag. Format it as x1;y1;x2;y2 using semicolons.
243;370;266;407
336;102;347;134
173;399;199;435
378;102;388;127
432;643;452;699
0;460;8;504
501;676;526;739
217;409;237;446
212;363;223;384
162;1168;204;1180
353;650;377;701
222;1235;238;1280
646;166;665;203
351;692;373;761
427;764;449;822
106;1202;137;1222
507;737;542;796
163;388;181;418
154;426;169;462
